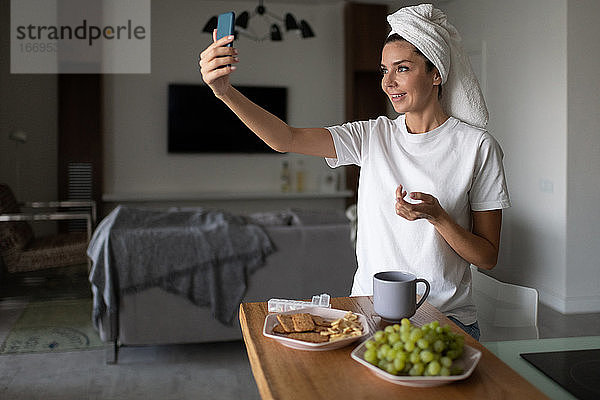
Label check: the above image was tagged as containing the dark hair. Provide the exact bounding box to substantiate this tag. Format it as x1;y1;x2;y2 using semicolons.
384;33;442;99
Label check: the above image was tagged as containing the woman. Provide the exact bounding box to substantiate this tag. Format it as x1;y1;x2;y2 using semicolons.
199;4;510;340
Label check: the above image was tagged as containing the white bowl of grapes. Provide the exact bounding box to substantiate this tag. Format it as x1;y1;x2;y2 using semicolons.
351;319;481;387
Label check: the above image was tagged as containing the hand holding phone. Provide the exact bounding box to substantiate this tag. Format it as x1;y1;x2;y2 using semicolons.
199;11;237;95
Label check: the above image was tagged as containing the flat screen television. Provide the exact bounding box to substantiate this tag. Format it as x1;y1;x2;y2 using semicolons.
168;83;287;153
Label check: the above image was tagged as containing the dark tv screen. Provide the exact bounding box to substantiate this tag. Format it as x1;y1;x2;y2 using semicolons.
168;84;286;153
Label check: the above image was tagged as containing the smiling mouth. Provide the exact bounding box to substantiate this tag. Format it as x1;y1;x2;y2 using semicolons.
389;93;406;102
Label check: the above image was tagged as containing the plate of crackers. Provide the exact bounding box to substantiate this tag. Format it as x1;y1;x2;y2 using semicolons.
263;307;369;351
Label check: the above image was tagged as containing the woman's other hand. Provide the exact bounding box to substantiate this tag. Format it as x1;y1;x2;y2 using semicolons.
395;184;447;223
395;185;502;269
199;29;239;98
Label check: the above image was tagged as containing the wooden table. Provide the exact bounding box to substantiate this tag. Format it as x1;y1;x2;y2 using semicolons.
239;296;548;399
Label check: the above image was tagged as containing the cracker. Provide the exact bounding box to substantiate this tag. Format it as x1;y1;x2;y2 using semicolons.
292;313;315;332
320;311;363;341
273;311;362;344
276;314;295;333
311;315;332;327
287;332;329;343
272;323;286;334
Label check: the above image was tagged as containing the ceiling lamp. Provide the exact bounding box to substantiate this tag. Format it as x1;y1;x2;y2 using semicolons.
203;0;315;42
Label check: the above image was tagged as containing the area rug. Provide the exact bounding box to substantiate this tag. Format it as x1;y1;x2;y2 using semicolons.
0;298;104;354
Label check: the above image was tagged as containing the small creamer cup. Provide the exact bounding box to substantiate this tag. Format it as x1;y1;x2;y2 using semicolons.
373;271;430;321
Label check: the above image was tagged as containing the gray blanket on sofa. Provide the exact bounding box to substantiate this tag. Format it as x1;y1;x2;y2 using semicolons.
87;206;275;329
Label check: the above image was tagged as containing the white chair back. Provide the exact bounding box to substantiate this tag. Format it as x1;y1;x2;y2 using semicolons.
470;265;539;342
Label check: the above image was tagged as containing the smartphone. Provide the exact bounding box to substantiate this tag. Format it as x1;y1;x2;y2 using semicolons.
216;12;235;46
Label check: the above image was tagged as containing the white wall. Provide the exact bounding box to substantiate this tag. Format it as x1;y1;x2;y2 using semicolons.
103;0;346;197
566;0;600;312
439;0;600;313
441;0;569;304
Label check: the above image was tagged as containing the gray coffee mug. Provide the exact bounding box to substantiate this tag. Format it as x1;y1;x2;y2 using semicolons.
373;271;431;321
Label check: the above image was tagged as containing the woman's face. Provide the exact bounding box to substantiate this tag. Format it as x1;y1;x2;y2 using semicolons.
380;40;441;114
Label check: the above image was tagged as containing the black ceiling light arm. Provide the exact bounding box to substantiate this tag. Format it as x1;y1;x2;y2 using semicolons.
204;0;315;42
256;0;266;16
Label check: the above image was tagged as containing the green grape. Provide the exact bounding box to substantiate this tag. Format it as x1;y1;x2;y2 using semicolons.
388;332;401;344
420;350;434;363
364;349;378;364
395;350;407;362
385;363;398;375
446;349;460;360
427;360;441;375
409;350;421;364
409;329;424;342
392;341;404;351
367;320;465;377
425;332;436;344
452;334;464;346
409;362;425;376
433;339;446;353
440;356;452;368
374;331;386;342
386;348;398;362
393;357;405;371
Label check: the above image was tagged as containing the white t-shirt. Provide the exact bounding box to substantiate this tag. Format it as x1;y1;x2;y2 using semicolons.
326;115;511;324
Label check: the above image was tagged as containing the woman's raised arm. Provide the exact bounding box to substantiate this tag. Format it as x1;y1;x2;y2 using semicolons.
199;31;336;158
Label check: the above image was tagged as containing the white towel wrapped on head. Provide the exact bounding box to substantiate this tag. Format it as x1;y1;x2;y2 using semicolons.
387;4;488;128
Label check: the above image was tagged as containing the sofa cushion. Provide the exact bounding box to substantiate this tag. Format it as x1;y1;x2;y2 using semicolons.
246;210;297;226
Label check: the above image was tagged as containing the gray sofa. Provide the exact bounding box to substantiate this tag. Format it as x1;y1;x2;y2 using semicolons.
92;209;357;363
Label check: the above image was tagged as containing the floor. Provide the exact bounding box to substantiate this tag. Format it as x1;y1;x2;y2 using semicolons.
1;267;600;400
0;338;260;400
0;266;260;400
